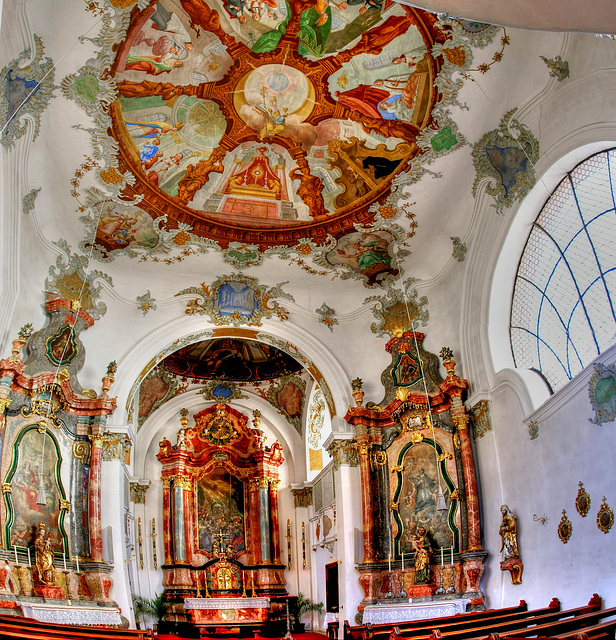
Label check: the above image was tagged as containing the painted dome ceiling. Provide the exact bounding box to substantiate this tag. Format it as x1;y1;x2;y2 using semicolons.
109;0;446;249
163;337;303;380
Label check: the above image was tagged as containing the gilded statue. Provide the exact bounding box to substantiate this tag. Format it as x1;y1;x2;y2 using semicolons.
34;522;55;585
411;526;432;583
499;505;519;559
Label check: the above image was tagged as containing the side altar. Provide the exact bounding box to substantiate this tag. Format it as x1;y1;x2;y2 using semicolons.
157;404;287;630
344;333;487;616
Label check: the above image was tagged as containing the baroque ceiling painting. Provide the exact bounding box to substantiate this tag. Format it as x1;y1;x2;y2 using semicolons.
59;0;492;286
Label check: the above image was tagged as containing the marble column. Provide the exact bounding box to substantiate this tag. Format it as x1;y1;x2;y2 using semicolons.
258;479;272;563
355;430;375;563
173;475;192;563
162;478;173;565
269;479;281;564
248;478;263;564
453;412;482;551
88;433;104;562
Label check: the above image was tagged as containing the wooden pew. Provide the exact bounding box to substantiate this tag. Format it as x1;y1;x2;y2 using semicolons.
390;597;602;640
471;606;616;640
0;613;153;640
345;601;530;640
367;602;557;640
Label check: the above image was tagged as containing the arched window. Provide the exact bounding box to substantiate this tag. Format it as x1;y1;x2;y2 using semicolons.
510;148;616;393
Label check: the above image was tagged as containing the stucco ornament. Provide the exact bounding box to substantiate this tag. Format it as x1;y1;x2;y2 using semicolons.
176;274;294;326
588;362;616;425
0;35;55;149
540;55;570;81
472;108;539;214
45;240;113;320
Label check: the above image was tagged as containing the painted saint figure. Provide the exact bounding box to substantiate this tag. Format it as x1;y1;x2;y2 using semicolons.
499;505;519;559
35;522;55;585
412;526;432;583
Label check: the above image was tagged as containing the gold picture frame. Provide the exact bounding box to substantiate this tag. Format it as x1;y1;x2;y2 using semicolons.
558;509;572;543
597;497;614;534
575;482;591;517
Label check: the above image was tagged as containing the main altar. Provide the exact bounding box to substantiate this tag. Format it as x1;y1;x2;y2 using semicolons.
157;403;288;633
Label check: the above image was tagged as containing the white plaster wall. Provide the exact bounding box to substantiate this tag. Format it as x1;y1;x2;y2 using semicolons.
477;346;616;609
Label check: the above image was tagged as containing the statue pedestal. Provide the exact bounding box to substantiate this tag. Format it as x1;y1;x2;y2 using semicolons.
500;558;523;585
35;585;66;599
407;585;433;598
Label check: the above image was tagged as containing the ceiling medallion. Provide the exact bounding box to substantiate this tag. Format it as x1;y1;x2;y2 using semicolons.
575;481;591;518
110;1;446;249
557;509;572;544
597;497;614;534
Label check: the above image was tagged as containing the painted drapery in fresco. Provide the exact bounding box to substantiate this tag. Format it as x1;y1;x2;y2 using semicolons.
196;467;246;553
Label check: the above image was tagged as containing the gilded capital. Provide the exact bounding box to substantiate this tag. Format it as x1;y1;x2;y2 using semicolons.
130;482;150;504
174;475;193;490
161;477;172;490
59;499;71;511
326;438;359;470
291;487;313;508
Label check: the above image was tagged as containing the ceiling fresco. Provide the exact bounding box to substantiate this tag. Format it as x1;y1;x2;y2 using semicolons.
50;0;499;286
111;0;443;247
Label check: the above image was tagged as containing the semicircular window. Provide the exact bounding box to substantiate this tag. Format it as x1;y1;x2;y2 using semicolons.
510;147;616;393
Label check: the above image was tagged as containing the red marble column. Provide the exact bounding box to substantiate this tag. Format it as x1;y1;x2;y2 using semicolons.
162;477;173;565
269;479;281;564
88;433;104;562
248;478;262;564
356;434;375;563
453;410;482;551
182;476;194;564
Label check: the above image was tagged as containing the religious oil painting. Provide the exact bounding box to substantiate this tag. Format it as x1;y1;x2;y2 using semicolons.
197;467;246;554
398;442;453;551
45;324;77;367
7;428;65;552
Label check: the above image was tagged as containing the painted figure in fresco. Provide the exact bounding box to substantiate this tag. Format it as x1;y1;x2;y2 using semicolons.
254;95;287;139
124;119;184;139
124;54;184;75
35;522;55;585
499;505;519;559
411;526;432;583
223;0;248;22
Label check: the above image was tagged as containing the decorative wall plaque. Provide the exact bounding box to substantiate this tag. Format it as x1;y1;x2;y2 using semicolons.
575;482;591;518
557;509;572;543
597;497;614;534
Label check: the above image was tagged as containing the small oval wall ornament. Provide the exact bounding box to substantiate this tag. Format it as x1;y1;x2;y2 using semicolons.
575;482;591;517
558;509;572;543
597;497;614;534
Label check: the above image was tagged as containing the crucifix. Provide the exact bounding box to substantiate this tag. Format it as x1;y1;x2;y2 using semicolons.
213;529;230;556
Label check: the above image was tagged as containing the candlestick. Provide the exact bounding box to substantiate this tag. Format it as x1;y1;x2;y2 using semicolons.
27;548;31;567
63;553;67;571
450;546;454;565
13;546;18;565
441;548;444;565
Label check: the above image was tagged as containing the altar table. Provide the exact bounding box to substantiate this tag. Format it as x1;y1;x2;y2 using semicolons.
185;597;270;628
19;602;122;626
362;599;470;624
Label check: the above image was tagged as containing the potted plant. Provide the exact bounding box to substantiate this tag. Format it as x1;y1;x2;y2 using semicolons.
291;592;324;633
132;592;170;630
